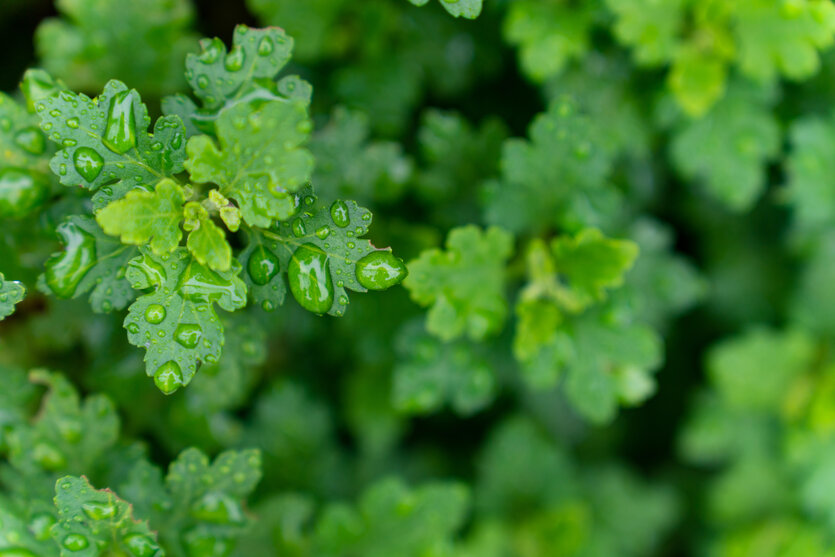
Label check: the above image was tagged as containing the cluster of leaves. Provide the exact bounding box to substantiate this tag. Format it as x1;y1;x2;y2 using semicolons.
4;0;835;555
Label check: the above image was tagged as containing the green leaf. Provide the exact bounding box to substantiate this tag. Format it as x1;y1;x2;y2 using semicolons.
5;370;119;480
483;97;620;235
671;81;780;210
35;0;197;95
551;228;639;308
310;107;412;204
668;46;729;117
785;112;835;238
0;273;25;321
51;476;162;557
239;187;407;316
733;0;835;83
405;225;513;341
707;328;815;411
40;215;138;313
606;0;686;65
163;25;310;137
185;100;313;228
244;0;347;62
35;80;186;209
0;92;51;219
124;247;247;394
393;322;495;416
408;0;482;19
503;1;593;81
314;477;470;557
184;203;232;272
120;448;262;555
96;178;185;254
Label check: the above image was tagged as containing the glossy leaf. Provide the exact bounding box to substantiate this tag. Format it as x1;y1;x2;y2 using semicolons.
52;476;162;557
185;99;313;228
123;247;247;393
35;80;186;209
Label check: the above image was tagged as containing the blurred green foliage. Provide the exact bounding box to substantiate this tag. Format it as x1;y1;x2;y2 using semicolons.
3;0;835;556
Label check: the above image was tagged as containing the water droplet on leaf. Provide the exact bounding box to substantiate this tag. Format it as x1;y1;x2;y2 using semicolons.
356;251;408;290
104;90;137;154
14;127;45;154
330;200;349;228
62;534;89;552
154;361;183;395
247;246;279;285
144;304;166;324
44;221;97;297
174;324;202;349
81;501;116;520
288;244;333;314
72;147;104;182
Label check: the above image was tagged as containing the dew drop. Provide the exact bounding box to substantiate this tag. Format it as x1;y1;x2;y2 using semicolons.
225;46;245;71
257;37;274;56
65;117;80;129
14;127;46;154
62;534;89;552
174;323;202;349
0;168;48;218
288;243;333;314
44;221;97;297
261;300;275;311
81;501;116;520
124;534;158;557
291;218;306;238
247;246;279;285
197;75;209;89
330;200;349;228
315;226;331;240
104;90;137;154
154;361;183;395
127;323;139;334
72;147;104;182
190;491;245;524
356;251;408;290
144;304;166;324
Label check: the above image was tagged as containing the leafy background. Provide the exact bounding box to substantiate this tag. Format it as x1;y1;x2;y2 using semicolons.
3;0;835;555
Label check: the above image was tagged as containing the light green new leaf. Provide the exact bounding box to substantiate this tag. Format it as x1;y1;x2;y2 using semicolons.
185;100;314;228
408;0;483;19
671;82;780;211
314;477;470;557
41;216;138;313
52;476;162;557
405;225;514;341
184;201;232;272
733;0;835;83
96;178;185;254
124;247;247;394
239;187;407;315
35;80;186;208
35;0;197;95
551;228;639;307
668;46;729;117
163;25;310;137
0;273;25;321
393;323;495;416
